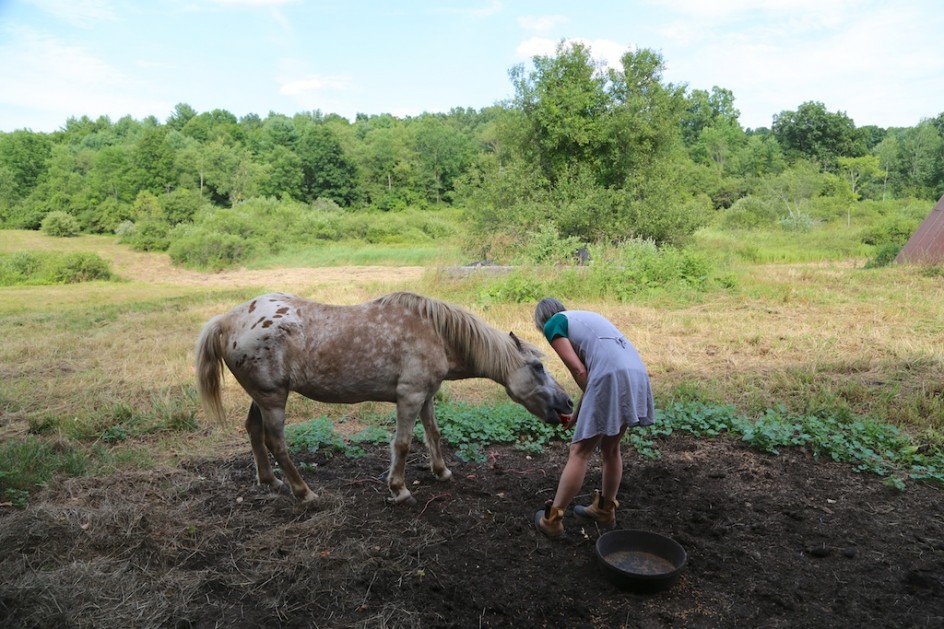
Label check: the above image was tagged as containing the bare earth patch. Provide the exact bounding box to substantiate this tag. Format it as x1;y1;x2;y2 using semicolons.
2;436;943;628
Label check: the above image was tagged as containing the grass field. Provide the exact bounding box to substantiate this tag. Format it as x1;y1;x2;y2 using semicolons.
1;228;942;501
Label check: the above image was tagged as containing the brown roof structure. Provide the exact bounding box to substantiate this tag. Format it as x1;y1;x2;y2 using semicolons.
895;193;944;264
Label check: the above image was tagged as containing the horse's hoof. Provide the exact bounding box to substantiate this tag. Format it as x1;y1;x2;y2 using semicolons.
261;478;284;491
300;491;317;503
388;492;417;507
435;468;453;481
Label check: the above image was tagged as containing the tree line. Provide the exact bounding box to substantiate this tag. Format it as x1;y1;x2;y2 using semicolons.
1;42;942;265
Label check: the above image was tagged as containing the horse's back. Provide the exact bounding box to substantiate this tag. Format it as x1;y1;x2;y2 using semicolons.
216;293;449;404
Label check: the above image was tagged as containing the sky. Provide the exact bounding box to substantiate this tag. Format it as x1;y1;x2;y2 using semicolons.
1;0;942;134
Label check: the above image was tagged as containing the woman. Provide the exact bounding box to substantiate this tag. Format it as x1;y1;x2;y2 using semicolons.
532;297;655;538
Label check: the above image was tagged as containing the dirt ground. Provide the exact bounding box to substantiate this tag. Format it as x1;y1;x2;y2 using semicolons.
2;432;942;629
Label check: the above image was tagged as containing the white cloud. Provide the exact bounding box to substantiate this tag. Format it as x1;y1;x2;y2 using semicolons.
648;0;944;127
516;36;557;59
0;26;167;127
25;0;116;28
279;76;351;96
517;15;567;32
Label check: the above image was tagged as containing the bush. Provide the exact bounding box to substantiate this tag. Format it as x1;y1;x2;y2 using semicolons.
52;252;113;283
864;243;901;268
167;226;256;270
861;216;918;247
117;218;171;252
40;211;81;237
779;211;815;232
516;224;583;265
719;196;778;230
0;251;112;286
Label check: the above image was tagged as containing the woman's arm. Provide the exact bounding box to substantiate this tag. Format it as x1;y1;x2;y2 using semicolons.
550;337;588;392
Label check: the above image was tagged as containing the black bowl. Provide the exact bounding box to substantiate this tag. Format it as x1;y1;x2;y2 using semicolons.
595;529;687;593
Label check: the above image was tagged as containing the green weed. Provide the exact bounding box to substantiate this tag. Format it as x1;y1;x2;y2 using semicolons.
286;417;368;458
629;401;944;489
419;401;567;462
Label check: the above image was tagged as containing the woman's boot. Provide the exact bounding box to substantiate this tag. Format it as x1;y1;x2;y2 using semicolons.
574;489;618;528
534;500;565;538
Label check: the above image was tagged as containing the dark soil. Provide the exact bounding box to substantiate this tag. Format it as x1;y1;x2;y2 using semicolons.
2;433;943;628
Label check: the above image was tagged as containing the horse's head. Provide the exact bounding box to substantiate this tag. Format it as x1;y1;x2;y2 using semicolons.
504;333;573;424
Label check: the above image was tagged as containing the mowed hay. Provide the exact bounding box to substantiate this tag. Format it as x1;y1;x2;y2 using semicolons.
0;464;401;628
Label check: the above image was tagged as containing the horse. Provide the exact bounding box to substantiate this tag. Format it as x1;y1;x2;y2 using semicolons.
195;291;573;505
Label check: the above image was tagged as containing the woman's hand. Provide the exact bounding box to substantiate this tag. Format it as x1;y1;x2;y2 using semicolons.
559;413;575;430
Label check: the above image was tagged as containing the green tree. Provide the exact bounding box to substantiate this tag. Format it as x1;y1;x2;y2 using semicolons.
873;122;943;200
763;161;824;228
131;125;176;193
511;40;609;186
295;123;357;205
181;109;242;143
838;155;884;225
352;116;417;208
470;43;700;249
681;86;741;146
413;114;475;204
897;121;944;199
203;139;266;207
16;145;85;229
259;145;305;200
838;155;883;200
602;47;688;186
167;103;198;132
772;101;866;171
0;130;53;203
175;138;213;198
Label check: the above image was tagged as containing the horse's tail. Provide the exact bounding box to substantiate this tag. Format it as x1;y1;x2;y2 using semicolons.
195;314;229;425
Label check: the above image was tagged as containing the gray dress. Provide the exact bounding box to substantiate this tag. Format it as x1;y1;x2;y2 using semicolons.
547;310;655;443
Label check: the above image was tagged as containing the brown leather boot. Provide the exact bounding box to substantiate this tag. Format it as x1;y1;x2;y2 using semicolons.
574;490;618;528
534;500;565;538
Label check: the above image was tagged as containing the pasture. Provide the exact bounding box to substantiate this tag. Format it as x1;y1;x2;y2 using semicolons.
1;230;943;627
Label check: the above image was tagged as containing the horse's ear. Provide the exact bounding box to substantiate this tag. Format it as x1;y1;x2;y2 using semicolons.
509;331;523;350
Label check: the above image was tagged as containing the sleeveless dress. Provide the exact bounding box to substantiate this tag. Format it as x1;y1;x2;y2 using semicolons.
543;310;655;443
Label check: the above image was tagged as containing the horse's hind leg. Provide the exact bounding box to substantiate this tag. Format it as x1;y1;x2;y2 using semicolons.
388;393;425;505
419;396;452;482
258;405;317;502
245;402;283;492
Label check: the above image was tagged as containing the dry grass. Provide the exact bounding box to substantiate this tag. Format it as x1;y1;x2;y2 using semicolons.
2;231;942;459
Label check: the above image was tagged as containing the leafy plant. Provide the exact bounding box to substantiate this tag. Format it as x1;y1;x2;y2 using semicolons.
416;401;567;463
629;401;944;488
286;417;367;458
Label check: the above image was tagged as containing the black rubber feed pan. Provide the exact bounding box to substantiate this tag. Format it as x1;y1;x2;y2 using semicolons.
595;529;687;593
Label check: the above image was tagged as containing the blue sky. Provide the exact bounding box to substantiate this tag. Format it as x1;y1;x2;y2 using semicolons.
1;0;942;133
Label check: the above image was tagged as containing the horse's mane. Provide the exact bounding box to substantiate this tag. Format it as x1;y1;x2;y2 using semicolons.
377;292;538;378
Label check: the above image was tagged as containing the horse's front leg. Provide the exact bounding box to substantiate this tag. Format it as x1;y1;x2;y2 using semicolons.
419;396;452;482
388;394;424;505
